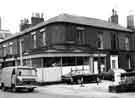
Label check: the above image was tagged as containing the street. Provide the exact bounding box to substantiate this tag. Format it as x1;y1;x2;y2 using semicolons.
1;81;135;98
0;88;84;98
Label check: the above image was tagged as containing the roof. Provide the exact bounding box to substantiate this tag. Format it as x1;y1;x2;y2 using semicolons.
0;13;132;43
45;13;131;32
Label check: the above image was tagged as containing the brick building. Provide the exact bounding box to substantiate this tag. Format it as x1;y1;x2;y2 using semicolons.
0;11;134;83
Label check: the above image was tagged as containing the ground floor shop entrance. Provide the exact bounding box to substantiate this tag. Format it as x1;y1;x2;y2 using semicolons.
35;53;107;83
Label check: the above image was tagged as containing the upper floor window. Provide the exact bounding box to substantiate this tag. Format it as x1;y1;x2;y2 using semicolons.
125;36;129;50
3;44;7;56
40;28;46;46
9;42;13;54
20;39;24;52
31;32;37;48
111;33;118;49
76;27;85;44
97;32;103;49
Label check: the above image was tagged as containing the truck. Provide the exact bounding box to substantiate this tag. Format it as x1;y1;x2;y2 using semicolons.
0;66;37;92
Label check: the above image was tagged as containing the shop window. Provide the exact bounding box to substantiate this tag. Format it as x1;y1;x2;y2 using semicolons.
44;57;61;67
76;57;89;65
62;57;75;66
43;57;89;67
62;57;89;66
76;57;83;65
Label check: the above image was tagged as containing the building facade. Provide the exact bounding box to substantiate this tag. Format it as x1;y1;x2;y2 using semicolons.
0;13;134;83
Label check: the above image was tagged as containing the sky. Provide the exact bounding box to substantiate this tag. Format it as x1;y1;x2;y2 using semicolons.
0;0;135;33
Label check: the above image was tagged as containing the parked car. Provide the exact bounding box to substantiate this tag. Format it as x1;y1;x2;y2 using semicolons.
61;69;100;84
100;68;126;81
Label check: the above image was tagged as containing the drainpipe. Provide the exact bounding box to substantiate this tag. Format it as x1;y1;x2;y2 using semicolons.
19;39;23;66
60;57;63;76
98;52;101;74
128;56;131;69
41;58;44;83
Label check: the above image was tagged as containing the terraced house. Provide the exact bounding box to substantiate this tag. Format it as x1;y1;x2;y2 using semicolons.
0;10;134;83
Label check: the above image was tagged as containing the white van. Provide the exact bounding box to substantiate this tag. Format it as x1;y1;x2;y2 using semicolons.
0;66;37;92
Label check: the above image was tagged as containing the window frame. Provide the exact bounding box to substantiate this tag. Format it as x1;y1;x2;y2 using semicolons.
124;36;130;50
97;32;104;49
9;42;13;54
31;32;37;48
40;28;46;46
76;26;85;44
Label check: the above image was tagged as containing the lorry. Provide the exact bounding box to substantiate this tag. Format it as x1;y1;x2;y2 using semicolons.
0;66;37;92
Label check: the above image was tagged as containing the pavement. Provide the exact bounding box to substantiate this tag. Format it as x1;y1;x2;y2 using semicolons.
37;81;135;98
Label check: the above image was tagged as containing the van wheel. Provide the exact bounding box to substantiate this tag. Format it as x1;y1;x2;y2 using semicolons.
1;83;6;91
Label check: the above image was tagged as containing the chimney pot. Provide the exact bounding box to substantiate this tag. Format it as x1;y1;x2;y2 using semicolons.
110;9;118;24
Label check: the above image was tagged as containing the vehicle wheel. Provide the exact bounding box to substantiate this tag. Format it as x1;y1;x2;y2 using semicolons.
28;88;34;92
1;83;6;91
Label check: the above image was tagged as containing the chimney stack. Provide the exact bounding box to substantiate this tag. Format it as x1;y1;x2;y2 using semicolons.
127;15;135;30
20;13;44;31
20;18;31;31
31;13;44;26
109;9;119;24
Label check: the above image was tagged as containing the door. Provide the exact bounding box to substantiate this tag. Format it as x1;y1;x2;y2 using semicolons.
93;61;98;74
110;55;118;69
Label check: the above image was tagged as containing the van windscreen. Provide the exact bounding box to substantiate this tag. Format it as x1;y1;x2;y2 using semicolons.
17;68;36;76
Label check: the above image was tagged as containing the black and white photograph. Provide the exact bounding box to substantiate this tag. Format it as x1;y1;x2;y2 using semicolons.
0;0;135;98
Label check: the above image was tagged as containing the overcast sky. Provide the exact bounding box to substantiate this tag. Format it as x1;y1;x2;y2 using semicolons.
0;0;135;33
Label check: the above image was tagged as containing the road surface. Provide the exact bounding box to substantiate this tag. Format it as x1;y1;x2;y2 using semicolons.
0;88;84;98
1;81;135;98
